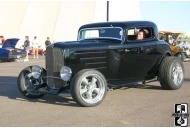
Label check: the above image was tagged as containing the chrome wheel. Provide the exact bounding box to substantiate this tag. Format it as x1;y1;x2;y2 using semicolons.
24;72;42;95
172;62;183;86
177;54;182;57
79;74;105;104
18;67;45;98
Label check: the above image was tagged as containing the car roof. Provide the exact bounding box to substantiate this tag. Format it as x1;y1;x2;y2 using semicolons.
79;21;157;30
159;30;186;34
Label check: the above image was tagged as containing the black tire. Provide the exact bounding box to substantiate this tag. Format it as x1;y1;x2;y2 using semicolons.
159;57;184;90
7;59;15;62
41;52;45;56
177;53;185;62
71;69;107;107
17;66;45;98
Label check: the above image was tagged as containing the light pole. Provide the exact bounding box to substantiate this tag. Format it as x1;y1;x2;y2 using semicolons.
107;1;109;21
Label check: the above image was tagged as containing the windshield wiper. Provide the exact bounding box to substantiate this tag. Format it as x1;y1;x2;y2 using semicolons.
110;24;121;34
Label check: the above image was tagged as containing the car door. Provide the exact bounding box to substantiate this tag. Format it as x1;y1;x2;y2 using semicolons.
118;27;161;81
119;41;159;80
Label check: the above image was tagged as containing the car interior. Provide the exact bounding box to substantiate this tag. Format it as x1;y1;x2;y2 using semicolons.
127;27;154;41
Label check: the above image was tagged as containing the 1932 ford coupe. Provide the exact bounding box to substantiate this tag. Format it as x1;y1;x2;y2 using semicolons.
17;21;184;107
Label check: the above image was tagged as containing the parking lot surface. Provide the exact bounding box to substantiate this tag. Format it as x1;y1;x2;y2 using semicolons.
0;56;189;126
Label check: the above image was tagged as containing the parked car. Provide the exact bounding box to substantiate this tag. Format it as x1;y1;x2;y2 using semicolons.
0;38;27;62
159;30;190;61
18;21;184;107
28;47;45;55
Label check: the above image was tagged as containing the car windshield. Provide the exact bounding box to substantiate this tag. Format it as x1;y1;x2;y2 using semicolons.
78;27;123;41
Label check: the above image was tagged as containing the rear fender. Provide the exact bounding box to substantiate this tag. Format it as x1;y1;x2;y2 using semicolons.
156;51;171;76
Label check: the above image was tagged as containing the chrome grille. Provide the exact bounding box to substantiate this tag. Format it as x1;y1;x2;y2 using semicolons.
46;47;65;88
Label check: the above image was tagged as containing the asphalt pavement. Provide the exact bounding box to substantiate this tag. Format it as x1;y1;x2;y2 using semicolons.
0;56;189;127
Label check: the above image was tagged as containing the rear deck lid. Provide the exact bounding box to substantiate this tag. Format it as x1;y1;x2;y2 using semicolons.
2;38;19;48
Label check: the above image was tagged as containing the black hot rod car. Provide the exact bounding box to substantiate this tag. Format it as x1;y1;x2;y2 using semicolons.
18;21;184;107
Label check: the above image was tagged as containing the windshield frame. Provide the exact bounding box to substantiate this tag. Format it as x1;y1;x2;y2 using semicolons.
77;27;123;41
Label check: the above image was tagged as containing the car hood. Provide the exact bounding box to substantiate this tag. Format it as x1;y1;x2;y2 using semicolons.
52;40;122;51
2;38;20;48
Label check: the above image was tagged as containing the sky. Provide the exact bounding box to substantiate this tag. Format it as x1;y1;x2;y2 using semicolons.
139;1;190;34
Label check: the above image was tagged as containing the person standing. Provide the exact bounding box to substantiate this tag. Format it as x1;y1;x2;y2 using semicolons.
45;37;51;47
23;36;30;61
0;36;6;44
32;36;39;59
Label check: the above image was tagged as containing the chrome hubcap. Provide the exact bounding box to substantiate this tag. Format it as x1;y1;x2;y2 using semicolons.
178;54;181;57
24;72;41;95
172;63;183;86
80;75;105;104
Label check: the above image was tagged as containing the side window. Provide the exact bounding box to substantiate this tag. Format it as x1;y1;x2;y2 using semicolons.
82;30;99;39
158;33;166;41
127;27;155;41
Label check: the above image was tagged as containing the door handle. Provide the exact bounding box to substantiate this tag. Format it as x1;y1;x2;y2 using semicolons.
125;49;131;52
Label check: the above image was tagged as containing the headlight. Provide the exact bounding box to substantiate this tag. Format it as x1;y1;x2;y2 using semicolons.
32;65;42;79
60;66;72;81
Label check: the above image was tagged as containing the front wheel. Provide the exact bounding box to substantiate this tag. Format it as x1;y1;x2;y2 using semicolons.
71;69;107;107
159;57;184;90
17;66;45;98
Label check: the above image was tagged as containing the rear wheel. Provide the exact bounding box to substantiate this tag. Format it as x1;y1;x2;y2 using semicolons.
7;59;15;62
159;57;184;90
71;69;107;107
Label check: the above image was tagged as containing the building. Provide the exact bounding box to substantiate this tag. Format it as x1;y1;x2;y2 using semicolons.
0;0;140;49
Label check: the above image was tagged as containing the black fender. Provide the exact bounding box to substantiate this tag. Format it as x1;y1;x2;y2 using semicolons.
156;51;172;77
19;65;47;79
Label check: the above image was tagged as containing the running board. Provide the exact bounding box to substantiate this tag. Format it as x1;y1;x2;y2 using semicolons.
108;82;139;87
108;81;142;90
108;79;158;90
142;79;158;84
